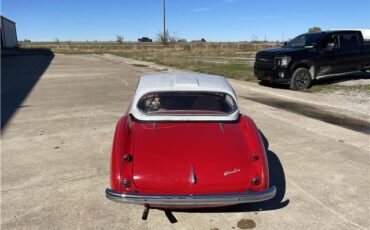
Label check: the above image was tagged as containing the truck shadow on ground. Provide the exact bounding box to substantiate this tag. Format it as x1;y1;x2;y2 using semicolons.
313;71;370;86
1;48;54;132
258;71;370;90
157;130;289;224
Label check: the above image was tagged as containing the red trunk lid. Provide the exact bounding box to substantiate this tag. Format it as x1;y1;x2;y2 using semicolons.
132;122;251;193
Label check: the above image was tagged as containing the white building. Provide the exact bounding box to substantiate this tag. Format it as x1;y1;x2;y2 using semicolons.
1;16;18;48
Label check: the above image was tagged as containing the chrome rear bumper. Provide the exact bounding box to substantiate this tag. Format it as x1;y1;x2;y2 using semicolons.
105;186;276;206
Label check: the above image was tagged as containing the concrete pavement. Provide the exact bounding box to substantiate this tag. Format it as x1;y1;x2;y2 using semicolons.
1;54;369;229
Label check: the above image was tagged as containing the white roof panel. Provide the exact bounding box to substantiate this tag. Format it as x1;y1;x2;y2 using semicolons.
129;73;240;121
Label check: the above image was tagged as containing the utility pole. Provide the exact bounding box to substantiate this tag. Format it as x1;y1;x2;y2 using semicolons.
163;0;167;44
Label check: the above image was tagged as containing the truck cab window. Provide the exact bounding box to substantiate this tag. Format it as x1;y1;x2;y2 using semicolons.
340;33;359;50
323;35;340;50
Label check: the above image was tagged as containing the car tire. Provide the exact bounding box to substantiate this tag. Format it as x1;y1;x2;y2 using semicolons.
289;68;312;90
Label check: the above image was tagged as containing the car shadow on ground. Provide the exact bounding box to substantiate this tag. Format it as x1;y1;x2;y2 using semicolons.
1;48;54;132
155;130;288;224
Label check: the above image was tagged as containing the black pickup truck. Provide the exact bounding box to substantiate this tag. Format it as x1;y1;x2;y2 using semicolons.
254;30;370;90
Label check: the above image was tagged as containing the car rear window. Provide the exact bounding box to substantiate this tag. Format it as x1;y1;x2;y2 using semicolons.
137;92;237;115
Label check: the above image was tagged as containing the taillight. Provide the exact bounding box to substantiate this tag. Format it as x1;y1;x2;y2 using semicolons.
122;178;131;188
252;177;261;186
123;154;133;162
251;153;259;162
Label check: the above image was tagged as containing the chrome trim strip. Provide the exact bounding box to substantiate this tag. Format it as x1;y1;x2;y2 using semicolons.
105;186;276;206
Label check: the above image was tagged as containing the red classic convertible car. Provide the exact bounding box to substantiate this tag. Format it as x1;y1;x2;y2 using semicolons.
106;73;276;216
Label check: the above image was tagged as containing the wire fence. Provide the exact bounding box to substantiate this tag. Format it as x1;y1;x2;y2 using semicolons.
19;42;281;51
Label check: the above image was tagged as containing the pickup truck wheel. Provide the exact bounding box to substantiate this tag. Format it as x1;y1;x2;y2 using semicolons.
290;68;312;90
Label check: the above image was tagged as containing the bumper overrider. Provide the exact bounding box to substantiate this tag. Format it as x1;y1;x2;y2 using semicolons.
105;186;276;206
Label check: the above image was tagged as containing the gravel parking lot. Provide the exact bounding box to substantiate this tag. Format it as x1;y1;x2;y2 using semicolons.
1;54;369;229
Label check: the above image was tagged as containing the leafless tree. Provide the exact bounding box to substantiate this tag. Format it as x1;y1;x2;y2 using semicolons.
156;30;183;45
308;27;322;33
54;38;60;44
116;35;124;44
156;30;169;45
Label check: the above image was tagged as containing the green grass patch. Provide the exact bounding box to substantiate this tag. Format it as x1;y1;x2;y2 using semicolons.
112;51;257;82
186;63;255;81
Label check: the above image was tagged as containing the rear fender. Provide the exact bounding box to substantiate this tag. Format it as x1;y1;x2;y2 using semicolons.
240;115;269;190
110;115;136;192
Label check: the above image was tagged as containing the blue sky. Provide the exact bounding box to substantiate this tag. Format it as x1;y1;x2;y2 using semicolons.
2;0;370;42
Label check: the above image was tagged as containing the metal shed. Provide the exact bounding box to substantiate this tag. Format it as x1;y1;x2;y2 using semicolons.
1;16;18;48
